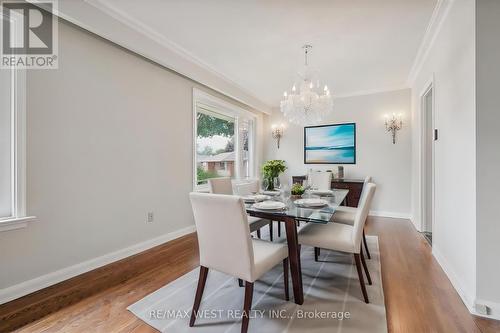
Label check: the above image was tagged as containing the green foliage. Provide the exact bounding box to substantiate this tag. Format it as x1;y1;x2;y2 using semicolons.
197;166;218;185
197;113;234;137
291;183;305;195
261;160;287;180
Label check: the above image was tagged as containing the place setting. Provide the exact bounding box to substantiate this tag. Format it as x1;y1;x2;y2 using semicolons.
293;197;329;208
251;200;287;211
240;193;272;203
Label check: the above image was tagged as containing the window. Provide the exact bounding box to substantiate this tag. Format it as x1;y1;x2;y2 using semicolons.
0;69;12;219
0;67;32;231
193;89;256;189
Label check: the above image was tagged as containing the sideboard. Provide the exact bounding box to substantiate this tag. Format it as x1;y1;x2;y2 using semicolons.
291;176;365;207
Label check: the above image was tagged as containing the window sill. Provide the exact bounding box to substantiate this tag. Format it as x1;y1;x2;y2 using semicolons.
0;216;37;232
194;186;210;193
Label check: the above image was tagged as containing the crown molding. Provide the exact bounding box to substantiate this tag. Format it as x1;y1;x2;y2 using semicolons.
332;85;410;100
33;0;272;114
407;0;454;86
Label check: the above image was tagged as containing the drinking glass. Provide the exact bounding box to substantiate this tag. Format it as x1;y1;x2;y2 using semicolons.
304;177;313;198
280;184;291;202
273;177;281;191
261;178;269;192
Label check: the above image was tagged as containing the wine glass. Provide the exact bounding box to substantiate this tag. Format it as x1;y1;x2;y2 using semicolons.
273;177;281;191
280;184;291;202
304;177;312;198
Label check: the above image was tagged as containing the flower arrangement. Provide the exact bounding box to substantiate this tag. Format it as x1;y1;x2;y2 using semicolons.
261;160;287;190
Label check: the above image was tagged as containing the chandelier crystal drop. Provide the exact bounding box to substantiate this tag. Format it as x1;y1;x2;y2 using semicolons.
280;45;333;125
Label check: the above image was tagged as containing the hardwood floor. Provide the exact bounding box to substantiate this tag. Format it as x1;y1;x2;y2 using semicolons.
7;217;500;332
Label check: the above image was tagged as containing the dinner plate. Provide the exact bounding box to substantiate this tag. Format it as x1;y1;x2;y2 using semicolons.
310;189;334;196
262;190;281;196
252;201;286;210
242;194;271;202
294;198;329;207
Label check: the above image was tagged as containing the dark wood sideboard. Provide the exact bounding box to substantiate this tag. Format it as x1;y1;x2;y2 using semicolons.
292;176;365;207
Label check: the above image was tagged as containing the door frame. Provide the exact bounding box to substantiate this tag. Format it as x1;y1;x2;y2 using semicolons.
420;77;435;237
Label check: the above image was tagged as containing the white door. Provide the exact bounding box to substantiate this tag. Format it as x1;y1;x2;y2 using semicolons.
422;85;434;240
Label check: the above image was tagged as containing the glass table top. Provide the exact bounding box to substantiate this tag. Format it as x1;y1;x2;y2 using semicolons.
245;189;349;224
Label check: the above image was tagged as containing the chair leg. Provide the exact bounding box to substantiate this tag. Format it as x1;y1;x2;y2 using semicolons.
363;229;371;259
190;266;209;327
314;247;320;262
256;229;261;239
238;278;244;287
360;246;372;285
269;222;273;241
283;258;289;301
277;221;281;237
242;282;254;333
354;254;369;303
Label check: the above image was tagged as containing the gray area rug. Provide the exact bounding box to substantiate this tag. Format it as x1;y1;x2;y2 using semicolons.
128;230;386;333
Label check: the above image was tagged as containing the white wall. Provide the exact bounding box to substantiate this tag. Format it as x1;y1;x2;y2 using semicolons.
410;0;477;310
476;0;500;315
265;89;412;218
0;21;264;296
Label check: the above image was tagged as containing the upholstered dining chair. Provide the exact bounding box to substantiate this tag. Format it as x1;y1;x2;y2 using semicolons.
307;170;332;191
208;178;269;238
189;193;289;333
330;176;373;259
207;177;233;195
234;179;281;240
298;183;376;303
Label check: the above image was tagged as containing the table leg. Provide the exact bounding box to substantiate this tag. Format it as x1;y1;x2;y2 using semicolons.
284;217;304;305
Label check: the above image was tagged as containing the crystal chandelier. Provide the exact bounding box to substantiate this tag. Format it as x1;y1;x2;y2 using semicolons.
280;45;333;125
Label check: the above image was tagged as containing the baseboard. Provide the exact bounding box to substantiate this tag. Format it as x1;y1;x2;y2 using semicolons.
432;246;476;314
435;253;500;320
0;225;196;305
369;210;411;220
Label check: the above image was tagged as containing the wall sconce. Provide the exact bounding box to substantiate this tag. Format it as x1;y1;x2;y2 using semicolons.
384;113;403;144
271;124;285;149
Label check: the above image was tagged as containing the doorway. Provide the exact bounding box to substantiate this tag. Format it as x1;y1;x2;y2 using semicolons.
422;84;434;245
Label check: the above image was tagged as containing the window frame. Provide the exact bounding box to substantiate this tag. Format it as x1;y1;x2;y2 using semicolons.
192;88;257;191
0;68;35;232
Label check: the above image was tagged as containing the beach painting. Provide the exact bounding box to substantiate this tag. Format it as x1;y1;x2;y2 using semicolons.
304;123;356;164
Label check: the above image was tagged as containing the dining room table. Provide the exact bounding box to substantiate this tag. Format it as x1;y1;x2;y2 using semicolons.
245;188;349;305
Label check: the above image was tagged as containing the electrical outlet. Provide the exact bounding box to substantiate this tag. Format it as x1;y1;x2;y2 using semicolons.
147;212;154;223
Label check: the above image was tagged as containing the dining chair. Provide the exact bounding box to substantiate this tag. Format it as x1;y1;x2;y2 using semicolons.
234;179;281;241
189;193;289;333
298;183;376;303
330;176;373;259
208;178;269;238
307;170;332;191
207;177;233;195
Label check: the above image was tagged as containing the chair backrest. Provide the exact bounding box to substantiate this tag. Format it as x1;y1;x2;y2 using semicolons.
189;192;254;281
208;177;233;195
351;183;376;251
308;171;332;191
233;179;259;196
360;176;373;198
364;176;372;186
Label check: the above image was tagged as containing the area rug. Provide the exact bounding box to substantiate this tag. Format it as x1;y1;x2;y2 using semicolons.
128;232;387;332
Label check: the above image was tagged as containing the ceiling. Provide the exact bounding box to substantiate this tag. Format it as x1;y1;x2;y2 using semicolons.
65;0;437;108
